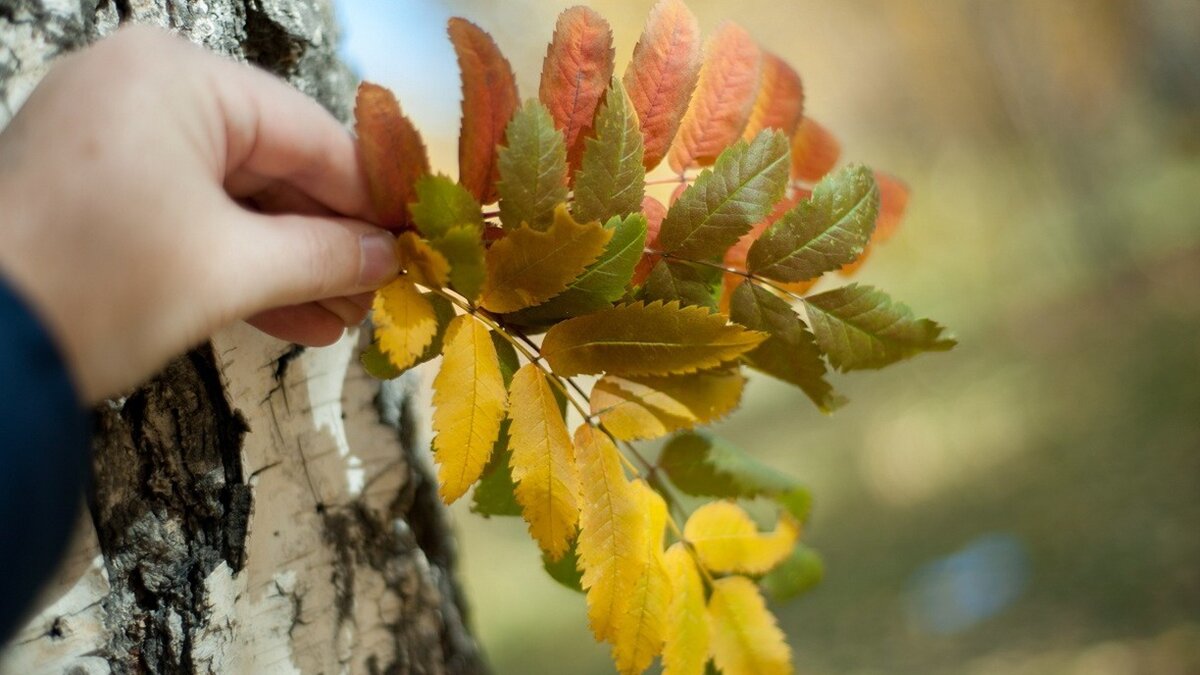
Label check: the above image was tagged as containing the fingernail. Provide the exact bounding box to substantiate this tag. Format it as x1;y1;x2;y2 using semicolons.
359;232;398;286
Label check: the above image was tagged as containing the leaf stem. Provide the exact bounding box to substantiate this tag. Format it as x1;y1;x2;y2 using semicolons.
651;249;810;303
428;287;593;422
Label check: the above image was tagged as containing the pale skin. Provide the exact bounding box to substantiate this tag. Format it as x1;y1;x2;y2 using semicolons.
0;26;400;403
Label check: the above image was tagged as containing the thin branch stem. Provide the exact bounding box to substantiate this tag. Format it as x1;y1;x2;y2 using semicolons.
651;248;810;303
428;288;593;422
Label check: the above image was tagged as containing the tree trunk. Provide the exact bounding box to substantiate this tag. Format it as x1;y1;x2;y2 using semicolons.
0;2;484;673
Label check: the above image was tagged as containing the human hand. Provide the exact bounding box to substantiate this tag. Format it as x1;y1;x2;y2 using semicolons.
0;26;400;403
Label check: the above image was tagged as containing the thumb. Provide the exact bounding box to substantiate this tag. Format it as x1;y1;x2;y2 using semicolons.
227;210;400;315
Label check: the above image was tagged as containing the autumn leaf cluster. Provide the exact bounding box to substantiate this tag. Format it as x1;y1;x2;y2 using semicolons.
353;2;954;673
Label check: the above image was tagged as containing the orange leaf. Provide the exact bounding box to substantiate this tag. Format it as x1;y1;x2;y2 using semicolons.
623;0;702;171
840;171;909;277
449;18;520;204
742;52;804;141
717;191;815;313
631;196;667;286
789;116;840;183
540;6;615;177
668;23;763;172
354;82;430;229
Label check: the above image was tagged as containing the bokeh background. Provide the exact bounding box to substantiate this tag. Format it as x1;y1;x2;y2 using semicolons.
336;1;1200;673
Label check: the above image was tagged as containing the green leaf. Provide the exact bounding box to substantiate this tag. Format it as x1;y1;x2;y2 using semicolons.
470;336;522;518
573;78;645;223
470;425;522;517
505;214;647;325
747;164;879;282
730;281;843;412
360;342;403;380
775;488;813;523
658;431;798;500
410;174;483;238
638;259;718;310
802;283;957;371
760;545;824;602
543;537;585;594
497;100;569;230
541;301;767;377
657;130;790;259
429;225;486;302
364;292;455;379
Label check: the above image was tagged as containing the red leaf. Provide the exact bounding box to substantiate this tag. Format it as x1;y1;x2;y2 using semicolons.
790;116;840;183
354;82;430;228
742;52;804;141
668;22;763;172
539;6;615;177
631;195;667;286
449;18;520;204
623;0;702;171
840;171;910;277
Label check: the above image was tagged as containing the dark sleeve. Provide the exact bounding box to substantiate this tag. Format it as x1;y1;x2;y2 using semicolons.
0;277;90;646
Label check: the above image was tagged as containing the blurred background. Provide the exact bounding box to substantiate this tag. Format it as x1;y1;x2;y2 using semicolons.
336;1;1200;673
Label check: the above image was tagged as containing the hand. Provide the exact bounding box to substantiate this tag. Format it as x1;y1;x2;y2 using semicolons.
0;26;399;402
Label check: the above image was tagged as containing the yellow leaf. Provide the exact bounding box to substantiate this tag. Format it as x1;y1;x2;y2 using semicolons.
508;364;580;559
662;543;710;675
432;315;508;503
612;480;671;674
591;370;745;441
683;501;798;574
396;231;450;288
707;576;792;675
574;425;644;642
481;204;613;312
373;279;438;371
542;301;767;377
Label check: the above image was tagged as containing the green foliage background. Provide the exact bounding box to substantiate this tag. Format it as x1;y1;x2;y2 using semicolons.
340;0;1200;672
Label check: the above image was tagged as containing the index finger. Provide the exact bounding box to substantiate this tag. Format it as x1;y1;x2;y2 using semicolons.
209;54;374;221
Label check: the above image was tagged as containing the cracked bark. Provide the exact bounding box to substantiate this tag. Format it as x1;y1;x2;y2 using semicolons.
0;2;485;673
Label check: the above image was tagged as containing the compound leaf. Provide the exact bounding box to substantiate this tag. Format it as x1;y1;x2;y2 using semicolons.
396;232;450;288
373;279;438;371
658;431;797;500
747;164;879;282
591;370;744;441
668;23;762;171
662;543;710;675
410;174;483;239
684;501;798;575
541;301;767;377
575;425;644;642
449;17;519;204
741;52;804;141
539;6;615;175
498;100;569;230
639;259;719;311
354;82;429;228
802;284;956;371
730;281;841;411
623;0;702;170
481;204;612;313
760;545;824;603
612;480;671;674
429;225;486;303
573;78;646;223
658;131;790;260
790;116;840;183
708;576;792;675
508;364;580;560
506;214;646;325
432;316;508;503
